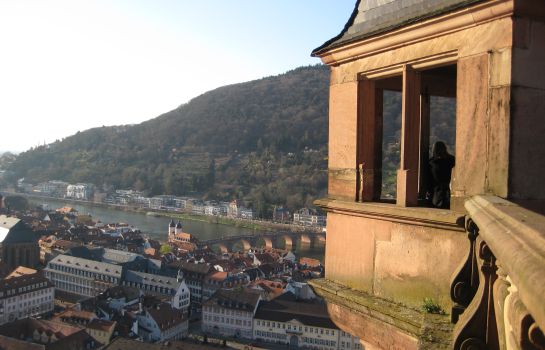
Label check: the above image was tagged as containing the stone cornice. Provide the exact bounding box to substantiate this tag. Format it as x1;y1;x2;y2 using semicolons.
316;0;513;66
315;197;465;231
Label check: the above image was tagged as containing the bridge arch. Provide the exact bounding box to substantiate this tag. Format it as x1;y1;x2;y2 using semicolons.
279;235;293;248
263;237;273;249
255;236;274;249
232;239;252;252
300;234;312;245
217;243;229;254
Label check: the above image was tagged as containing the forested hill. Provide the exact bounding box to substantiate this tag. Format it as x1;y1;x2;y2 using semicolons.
8;65;330;216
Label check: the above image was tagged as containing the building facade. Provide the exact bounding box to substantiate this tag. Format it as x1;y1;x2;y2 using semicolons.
66;183;94;200
202;289;260;339
122;270;190;312
0;272;54;325
293;208;326;227
167;261;214;312
44;254;122;297
137;303;188;342
253;292;361;350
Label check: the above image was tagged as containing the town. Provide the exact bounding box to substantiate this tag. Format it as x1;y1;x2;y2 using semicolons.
12;179;327;228
0;194;360;349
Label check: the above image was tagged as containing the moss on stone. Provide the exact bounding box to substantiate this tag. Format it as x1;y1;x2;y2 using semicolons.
309;278;453;349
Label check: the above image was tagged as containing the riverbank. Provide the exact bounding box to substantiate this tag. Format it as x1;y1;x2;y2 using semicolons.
3;190;326;261
2;191;321;234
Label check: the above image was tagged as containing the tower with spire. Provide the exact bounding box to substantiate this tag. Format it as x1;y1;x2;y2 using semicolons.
175;220;183;234
168;219;175;238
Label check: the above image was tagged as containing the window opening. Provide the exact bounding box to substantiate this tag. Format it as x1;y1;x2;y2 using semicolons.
419;64;457;208
381;89;402;201
358;63;456;208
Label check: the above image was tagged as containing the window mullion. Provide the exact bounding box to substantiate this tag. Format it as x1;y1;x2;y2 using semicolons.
357;78;382;202
397;65;421;206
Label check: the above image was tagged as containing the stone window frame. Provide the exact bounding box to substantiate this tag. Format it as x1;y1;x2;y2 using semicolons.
356;50;458;207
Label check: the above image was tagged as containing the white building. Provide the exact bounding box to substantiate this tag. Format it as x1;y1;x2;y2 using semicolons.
0;272;55;325
253;292;362;349
35;180;69;197
239;208;254;220
137;302;188;342
122;270;190;312
44;254;122;297
293;208;327;227
66;183;94;200
202;289;261;339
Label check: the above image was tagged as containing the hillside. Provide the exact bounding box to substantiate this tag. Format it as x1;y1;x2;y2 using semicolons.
6;64;456;216
7;65;330;216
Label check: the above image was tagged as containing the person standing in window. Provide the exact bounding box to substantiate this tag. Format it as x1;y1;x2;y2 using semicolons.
429;141;455;209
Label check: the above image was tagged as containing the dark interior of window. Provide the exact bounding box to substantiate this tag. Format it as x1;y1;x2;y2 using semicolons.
376;77;403;201
419;64;457;207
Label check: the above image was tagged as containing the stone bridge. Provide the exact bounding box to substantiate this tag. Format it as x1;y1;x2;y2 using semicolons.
197;231;326;253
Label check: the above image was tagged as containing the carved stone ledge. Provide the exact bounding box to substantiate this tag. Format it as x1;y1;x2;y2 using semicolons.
314;197;465;231
309;278;453;350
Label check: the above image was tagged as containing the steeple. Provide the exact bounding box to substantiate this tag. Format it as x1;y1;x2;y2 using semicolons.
175;220;183;234
168;219;175;236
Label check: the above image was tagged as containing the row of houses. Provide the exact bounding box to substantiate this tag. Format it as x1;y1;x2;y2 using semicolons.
106;190;326;226
105;192;257;220
14;180;326;226
43;251;191;313
18;179;96;200
202;289;363;350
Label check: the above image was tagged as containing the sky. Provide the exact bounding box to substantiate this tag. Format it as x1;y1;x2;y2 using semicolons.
0;0;355;153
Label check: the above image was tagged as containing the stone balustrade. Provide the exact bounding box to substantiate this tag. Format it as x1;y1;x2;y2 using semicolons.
451;195;545;349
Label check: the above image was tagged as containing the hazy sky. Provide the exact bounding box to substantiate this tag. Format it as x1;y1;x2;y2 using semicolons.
0;0;355;153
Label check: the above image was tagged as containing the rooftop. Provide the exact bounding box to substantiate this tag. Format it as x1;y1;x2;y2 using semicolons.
47;254;122;277
0;272;53;298
145;302;187;331
312;0;486;56
0;215;37;244
169;260;213;275
204;289;261;311
6;266;38;279
124;270;181;291
86;319;116;332
254;292;337;329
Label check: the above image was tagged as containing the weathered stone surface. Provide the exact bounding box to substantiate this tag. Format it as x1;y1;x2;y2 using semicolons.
312;0;545;347
324;212;376;291
309;278;454;350
374;224;467;310
510;17;545;201
512;18;545;90
487;86;510;197
466;195;545;317
509;86;545;200
328;81;358;170
319;198;465;310
451;54;489;207
328;168;357;200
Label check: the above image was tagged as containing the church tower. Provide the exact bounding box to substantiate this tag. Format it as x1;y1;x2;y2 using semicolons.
175;220;183;234
168;219;175;238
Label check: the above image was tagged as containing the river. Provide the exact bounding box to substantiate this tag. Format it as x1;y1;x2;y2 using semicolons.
30;198;325;262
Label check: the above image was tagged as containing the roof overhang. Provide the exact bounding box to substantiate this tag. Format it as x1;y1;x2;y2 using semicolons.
312;0;512;66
